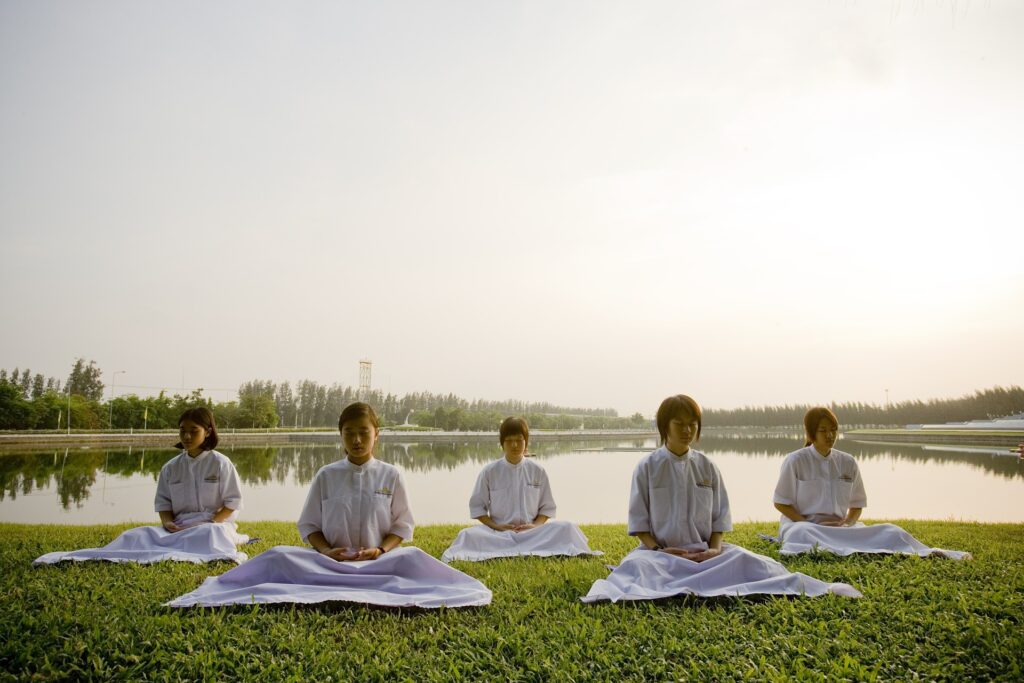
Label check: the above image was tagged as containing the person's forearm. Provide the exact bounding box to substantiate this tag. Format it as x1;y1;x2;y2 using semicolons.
774;503;806;523
635;531;660;549
379;533;402;553
158;510;176;526
475;515;503;530
708;532;723;551
307;531;332;553
532;514;549;525
211;506;234;523
844;508;863;525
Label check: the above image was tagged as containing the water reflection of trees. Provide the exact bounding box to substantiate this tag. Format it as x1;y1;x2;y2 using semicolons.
698;434;1024;481
1;435;1020;509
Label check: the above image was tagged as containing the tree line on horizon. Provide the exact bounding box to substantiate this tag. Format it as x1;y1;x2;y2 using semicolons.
0;360;633;430
702;385;1024;428
0;358;1021;431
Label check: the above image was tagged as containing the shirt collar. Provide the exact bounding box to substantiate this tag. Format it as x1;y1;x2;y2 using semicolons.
657;445;690;462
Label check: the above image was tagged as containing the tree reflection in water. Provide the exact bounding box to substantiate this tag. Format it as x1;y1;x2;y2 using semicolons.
0;432;1021;510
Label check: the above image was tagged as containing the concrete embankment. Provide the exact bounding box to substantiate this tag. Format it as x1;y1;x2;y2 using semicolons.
847;429;1023;448
0;429;658;450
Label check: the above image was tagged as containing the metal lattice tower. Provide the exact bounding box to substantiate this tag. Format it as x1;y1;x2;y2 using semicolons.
359;359;372;398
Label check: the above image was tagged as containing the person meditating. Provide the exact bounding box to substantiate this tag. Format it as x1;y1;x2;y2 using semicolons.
167;402;492;609
583;395;860;603
34;406;249;566
441;416;600;562
772;406;971;559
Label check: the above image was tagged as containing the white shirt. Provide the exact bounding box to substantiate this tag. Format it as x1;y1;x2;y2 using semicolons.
297;456;414;549
154;450;243;521
469;457;557;526
773;446;867;530
628;446;732;548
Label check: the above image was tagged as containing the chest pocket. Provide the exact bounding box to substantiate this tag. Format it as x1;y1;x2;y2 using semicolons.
794;475;829;516
833;478;854;509
649;482;676;527
322;495;355;548
169;481;189;511
488;482;513;518
523;482;543;517
372;489;394;512
199;478;221;511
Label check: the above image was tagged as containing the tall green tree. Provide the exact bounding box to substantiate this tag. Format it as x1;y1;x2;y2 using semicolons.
66;358;104;401
0;383;32;429
238;381;278;428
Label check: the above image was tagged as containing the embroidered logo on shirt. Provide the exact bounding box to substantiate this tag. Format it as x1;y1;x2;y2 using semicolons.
696;480;714;489
527;481;542;488
838;475;854;482
375;487;392;496
204;475;219;483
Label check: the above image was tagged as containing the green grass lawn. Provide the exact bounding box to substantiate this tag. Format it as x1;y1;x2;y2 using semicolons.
2;521;1021;681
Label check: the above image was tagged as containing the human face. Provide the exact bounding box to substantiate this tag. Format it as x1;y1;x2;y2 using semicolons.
179;419;209;456
502;434;527;464
811;418;839;455
342;415;378;464
665;414;699;455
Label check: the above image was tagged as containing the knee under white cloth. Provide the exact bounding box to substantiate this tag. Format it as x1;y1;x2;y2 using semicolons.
778;522;972;559
441;520;603;562
165;545;493;609
32;522;250;566
581;544;862;603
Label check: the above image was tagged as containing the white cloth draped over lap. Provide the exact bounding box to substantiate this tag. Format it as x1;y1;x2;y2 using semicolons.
581;544;862;603
165;545;492;609
779;522;972;559
441;520;602;562
33;520;249;566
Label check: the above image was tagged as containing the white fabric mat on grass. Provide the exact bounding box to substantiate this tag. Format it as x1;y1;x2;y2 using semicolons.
581;544;862;603
33;521;250;566
165;545;492;609
779;522;971;559
441;520;602;562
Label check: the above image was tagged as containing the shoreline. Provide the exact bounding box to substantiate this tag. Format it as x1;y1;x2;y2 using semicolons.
0;428;659;450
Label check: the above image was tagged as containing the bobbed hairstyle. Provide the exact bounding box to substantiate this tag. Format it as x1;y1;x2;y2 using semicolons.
338;402;380;432
656;394;702;445
803;406;839;447
175;406;219;451
499;416;529;446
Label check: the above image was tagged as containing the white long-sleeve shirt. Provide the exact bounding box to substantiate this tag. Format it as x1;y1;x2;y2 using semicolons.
468;457;557;526
153;450;243;522
297;457;414;549
628;446;732;549
773;446;867;532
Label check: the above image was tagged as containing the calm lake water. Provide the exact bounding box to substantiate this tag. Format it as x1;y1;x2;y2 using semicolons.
1;433;1021;525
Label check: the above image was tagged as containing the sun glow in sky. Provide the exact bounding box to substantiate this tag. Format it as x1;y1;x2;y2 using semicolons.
1;1;1021;415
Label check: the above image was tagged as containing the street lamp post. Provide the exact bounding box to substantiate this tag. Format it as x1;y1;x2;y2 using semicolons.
108;370;126;430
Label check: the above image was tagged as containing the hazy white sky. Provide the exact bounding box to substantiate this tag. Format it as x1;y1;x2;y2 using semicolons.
1;1;1022;416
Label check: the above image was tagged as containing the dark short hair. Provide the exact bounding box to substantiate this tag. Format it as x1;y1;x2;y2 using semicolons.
499;416;529;446
338;402;380;431
175;406;219;451
803;407;839;447
655;394;702;445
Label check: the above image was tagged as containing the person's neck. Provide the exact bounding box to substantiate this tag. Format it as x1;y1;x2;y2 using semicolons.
504;454;524;465
812;444;831;457
666;444;690;457
348;452;372;466
187;449;204;458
